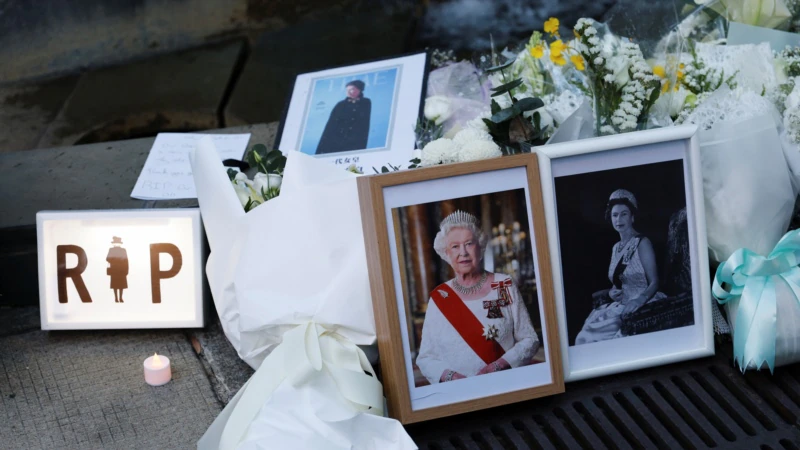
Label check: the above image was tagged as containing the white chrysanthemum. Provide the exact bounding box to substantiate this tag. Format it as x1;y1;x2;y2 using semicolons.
458;140;502;163
453;127;492;148
465;111;491;133
421;138;459;166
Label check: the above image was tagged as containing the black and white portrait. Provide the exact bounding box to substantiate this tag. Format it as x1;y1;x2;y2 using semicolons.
554;160;695;347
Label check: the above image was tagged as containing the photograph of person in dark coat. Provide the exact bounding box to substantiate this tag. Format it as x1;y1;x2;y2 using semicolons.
107;236;129;303
316;79;371;154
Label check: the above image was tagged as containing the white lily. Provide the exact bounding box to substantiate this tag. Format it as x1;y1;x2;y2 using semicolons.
696;0;792;29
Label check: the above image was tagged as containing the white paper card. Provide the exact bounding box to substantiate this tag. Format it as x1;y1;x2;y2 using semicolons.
131;133;251;200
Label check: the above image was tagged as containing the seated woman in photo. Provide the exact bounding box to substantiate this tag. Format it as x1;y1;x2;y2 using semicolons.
575;189;667;345
416;210;540;384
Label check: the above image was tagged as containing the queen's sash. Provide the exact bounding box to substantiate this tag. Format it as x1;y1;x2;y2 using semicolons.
430;283;505;365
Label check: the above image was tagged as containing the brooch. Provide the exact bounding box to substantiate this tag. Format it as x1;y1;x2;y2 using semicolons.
482;324;499;340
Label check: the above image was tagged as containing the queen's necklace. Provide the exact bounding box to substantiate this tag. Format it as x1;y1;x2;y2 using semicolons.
452;271;488;296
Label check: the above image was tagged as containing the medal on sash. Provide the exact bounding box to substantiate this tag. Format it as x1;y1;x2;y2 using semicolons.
484;279;513;318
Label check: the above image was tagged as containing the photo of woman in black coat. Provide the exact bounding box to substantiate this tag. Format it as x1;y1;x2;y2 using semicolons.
316;79;371;154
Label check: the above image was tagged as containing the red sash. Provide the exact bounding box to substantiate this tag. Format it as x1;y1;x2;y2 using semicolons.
430;283;505;365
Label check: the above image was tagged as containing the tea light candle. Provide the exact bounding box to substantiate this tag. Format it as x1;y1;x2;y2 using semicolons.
143;353;171;386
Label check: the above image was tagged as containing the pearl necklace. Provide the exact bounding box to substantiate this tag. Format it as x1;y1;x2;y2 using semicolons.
452;271;488;296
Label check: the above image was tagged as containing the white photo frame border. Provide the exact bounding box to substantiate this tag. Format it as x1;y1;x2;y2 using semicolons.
277;52;429;171
537;125;714;382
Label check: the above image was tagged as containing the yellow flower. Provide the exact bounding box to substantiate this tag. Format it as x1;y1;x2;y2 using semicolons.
530;43;545;59
544;17;560;35
652;65;666;78
573;28;580;39
661;80;670;94
570;54;585;71
550;40;566;57
551;54;567;66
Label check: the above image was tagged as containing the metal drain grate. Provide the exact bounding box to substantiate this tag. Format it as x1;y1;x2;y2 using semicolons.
406;351;800;449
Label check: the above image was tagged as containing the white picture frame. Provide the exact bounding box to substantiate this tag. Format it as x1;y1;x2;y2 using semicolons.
537;125;714;381
37;208;205;330
276;52;429;173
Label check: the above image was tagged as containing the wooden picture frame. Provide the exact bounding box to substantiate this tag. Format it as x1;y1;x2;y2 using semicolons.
358;154;564;424
537;125;714;381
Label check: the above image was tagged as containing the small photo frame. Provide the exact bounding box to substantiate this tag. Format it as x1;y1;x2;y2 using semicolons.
537;125;714;382
277;52;429;172
358;154;564;424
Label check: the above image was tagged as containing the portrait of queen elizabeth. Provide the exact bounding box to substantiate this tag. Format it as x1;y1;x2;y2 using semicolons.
416;210;540;384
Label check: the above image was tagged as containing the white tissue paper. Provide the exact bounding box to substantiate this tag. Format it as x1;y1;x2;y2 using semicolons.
190;137;416;450
682;88;797;263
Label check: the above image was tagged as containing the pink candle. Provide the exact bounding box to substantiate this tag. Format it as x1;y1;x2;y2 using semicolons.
143;353;172;386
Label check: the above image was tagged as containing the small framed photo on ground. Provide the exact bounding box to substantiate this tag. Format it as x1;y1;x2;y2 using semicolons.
277;52;428;173
358;154;564;424
537;125;714;382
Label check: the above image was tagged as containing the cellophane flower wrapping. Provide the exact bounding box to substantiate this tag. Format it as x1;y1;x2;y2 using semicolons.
425;61;492;137
680;83;797;264
190;137;415;449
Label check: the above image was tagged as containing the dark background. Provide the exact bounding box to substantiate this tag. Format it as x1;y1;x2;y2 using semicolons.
554;159;687;346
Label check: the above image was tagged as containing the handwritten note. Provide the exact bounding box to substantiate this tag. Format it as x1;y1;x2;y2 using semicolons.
131;133;251;200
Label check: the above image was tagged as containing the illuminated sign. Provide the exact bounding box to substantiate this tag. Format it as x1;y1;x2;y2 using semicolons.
37;209;205;329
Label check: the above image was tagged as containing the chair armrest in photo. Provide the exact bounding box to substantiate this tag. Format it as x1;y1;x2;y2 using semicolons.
620;291;694;336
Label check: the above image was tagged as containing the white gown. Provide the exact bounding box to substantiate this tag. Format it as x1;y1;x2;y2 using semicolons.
416;273;540;384
575;237;667;345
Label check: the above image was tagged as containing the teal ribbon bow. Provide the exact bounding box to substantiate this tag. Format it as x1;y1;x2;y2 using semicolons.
712;229;800;373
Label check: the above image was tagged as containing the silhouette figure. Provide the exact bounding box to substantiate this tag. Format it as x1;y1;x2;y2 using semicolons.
107;236;129;303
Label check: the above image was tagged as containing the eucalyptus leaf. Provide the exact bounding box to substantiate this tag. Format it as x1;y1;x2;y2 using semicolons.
490;107;518;123
516;97;544;112
490;99;502;115
490;79;524;97
485;60;514;73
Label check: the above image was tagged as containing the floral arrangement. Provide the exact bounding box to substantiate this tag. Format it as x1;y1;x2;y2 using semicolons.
227;144;286;211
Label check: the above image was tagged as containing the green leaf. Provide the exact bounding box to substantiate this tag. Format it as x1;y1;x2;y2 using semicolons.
490;99;502;115
485;60;514;73
515;97;544;112
227;168;238;181
490;79;524;97
490;106;518;123
381;166;390;173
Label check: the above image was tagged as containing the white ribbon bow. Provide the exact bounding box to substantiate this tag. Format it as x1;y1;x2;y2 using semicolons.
216;321;385;449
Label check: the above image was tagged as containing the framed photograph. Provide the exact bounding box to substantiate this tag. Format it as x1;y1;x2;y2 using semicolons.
358;154;564;424
537;125;714;382
277;52;428;173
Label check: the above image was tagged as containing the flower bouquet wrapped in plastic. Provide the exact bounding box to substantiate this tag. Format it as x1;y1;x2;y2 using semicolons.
190;137;415;449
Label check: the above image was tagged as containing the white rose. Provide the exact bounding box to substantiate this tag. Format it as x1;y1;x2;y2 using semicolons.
253;172;282;193
232;182;251;208
453;127;492;148
424;96;453;125
458;140;502;163
420;138;459;166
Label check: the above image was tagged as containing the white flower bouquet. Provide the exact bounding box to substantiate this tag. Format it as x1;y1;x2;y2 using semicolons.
190;138;415;449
